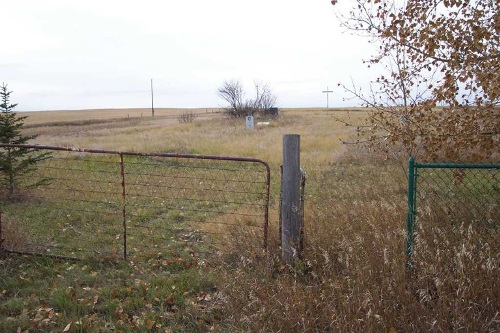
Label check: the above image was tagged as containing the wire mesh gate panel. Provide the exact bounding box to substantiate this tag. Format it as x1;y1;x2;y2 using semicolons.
0;144;270;261
406;157;499;257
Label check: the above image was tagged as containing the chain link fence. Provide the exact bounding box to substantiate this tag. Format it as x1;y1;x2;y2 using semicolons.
406;157;499;257
0;144;270;261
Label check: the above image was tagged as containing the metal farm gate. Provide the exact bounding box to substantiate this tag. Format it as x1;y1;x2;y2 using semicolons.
0;144;270;261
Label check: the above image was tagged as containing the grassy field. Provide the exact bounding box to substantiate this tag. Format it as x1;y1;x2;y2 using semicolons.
0;108;498;332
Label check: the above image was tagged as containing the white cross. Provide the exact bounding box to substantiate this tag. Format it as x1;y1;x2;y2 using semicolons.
322;86;333;109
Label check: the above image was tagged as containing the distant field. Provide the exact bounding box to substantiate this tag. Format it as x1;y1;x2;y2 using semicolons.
22;108;221;126
1;107;496;333
21;108;368;164
21;107;366;126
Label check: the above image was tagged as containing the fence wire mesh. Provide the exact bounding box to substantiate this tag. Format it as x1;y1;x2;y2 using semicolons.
407;158;499;259
0;144;270;261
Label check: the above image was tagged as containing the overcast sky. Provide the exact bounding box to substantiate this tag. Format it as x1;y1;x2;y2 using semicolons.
1;0;376;111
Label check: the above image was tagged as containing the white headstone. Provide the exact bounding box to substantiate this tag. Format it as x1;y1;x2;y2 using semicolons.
245;116;254;129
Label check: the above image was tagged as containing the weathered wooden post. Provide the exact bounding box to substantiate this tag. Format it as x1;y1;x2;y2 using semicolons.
281;134;303;263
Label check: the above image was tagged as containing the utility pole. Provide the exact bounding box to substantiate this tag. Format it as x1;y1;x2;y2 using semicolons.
150;79;155;117
322;86;333;110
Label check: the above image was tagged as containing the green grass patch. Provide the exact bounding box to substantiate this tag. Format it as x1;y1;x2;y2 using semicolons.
0;254;220;332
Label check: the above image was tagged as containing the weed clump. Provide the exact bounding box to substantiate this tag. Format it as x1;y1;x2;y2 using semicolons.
217;151;499;332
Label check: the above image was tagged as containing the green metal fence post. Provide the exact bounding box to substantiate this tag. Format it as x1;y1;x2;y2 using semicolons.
406;156;416;259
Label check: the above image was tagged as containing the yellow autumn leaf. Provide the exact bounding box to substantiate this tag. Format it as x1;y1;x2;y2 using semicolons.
146;319;155;329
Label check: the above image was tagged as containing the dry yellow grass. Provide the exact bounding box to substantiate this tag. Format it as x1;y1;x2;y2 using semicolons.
22;108;367;167
10;107;496;332
22;108;219;125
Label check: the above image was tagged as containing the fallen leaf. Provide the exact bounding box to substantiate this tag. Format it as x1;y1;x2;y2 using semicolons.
146;319;155;329
63;322;72;332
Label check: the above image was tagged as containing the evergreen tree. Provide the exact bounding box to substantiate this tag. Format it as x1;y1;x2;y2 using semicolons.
0;83;50;200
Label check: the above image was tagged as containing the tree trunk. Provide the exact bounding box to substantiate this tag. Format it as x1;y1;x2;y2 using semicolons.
7;148;14;200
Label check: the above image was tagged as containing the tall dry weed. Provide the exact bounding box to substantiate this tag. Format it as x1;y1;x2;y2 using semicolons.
218;149;499;332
